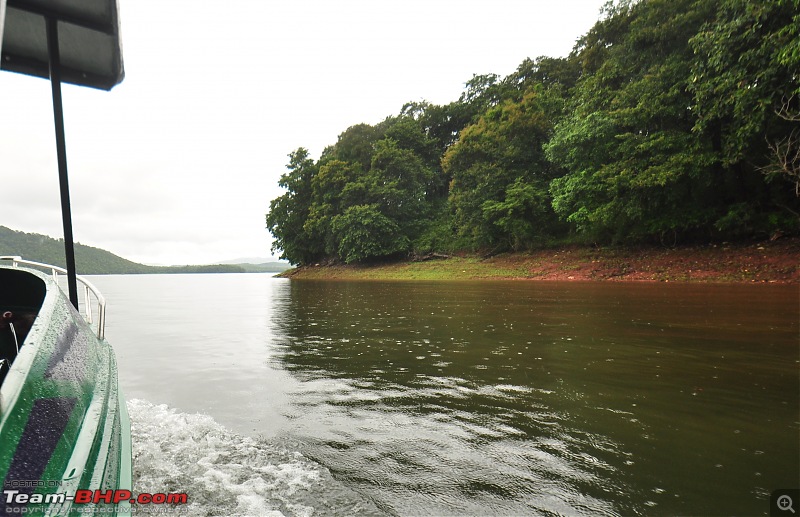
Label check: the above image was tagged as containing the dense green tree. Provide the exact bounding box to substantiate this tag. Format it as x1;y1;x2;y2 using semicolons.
502;56;581;100
402;74;508;154
266;149;322;264
369;139;434;221
546;0;724;242
445;88;563;250
329;123;385;172
269;120;439;264
690;0;800;165
399;102;466;197
331;204;409;263
304;159;362;257
327;138;435;261
266;0;800;264
481;178;553;251
690;0;800;217
382;116;440;171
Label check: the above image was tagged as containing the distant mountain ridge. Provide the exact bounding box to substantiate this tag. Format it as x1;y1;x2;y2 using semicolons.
218;256;281;265
0;226;289;274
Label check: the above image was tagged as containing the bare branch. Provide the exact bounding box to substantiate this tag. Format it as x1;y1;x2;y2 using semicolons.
762;129;800;196
762;96;800;197
776;95;800;122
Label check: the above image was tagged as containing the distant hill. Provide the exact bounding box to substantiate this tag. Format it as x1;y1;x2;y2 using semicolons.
0;226;266;275
218;256;278;265
217;256;292;272
236;262;293;273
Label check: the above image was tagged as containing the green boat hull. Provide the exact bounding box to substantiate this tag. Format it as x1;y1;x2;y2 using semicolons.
0;266;132;515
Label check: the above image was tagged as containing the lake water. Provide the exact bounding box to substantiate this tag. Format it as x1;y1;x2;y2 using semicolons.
87;274;799;516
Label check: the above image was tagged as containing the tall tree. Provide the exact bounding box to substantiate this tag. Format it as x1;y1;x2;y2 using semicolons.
330;137;435;262
690;0;800;166
690;0;800;220
546;0;725;242
331;204;409;264
266;149;321;265
445;87;563;250
305;159;362;257
330;123;386;172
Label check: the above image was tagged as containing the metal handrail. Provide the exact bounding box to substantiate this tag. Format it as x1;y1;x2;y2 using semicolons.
0;256;106;340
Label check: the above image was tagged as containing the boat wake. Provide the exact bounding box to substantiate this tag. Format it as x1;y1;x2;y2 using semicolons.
127;399;383;516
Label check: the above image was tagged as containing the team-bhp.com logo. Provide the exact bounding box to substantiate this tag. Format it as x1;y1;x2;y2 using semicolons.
74;490;188;505
4;488;188;506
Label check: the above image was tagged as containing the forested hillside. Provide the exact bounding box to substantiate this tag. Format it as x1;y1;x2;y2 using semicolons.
267;0;800;265
0;226;155;274
0;226;247;274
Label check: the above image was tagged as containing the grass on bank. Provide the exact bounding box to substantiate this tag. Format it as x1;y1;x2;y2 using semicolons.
278;239;800;283
281;256;529;280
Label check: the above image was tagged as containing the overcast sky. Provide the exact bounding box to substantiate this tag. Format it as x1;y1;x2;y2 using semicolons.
0;0;607;266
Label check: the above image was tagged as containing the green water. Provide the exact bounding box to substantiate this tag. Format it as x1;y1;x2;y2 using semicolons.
95;275;799;516
272;280;798;516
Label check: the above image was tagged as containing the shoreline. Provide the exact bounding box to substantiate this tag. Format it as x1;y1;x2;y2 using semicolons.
278;238;800;283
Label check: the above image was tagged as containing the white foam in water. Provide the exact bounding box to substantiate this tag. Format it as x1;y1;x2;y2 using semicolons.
127;399;382;517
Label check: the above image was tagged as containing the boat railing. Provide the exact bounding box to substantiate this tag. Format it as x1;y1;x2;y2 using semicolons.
0;256;107;340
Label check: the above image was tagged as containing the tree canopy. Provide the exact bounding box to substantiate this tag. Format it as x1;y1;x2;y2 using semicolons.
267;0;800;265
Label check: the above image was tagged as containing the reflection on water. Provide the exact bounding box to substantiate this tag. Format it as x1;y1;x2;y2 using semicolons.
93;275;799;516
271;280;799;516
